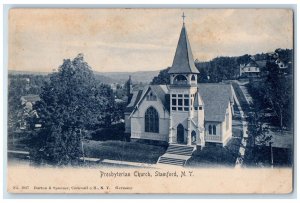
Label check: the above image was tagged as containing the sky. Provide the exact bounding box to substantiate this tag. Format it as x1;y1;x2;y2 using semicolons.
9;8;293;73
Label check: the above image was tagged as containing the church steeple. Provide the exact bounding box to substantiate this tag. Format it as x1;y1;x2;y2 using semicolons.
168;14;199;74
125;75;133;104
168;14;202;146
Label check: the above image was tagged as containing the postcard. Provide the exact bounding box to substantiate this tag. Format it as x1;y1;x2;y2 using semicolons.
7;8;294;194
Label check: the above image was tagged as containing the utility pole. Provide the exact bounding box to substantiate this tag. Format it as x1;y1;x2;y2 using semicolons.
269;141;274;168
80;129;85;163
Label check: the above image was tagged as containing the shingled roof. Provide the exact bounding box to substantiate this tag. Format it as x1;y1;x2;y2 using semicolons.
126;83;233;122
198;84;233;122
168;24;199;74
125;85;170;113
125;89;144;113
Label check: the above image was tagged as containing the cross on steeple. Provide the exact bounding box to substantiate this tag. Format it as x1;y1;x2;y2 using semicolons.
182;12;186;24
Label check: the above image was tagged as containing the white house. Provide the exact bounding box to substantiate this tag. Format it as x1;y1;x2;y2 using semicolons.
275;58;288;69
239;60;261;78
125;19;234;148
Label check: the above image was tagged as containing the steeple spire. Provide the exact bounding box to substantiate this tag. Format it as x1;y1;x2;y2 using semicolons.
168;14;199;74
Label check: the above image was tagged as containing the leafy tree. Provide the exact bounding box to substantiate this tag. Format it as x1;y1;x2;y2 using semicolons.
151;67;170;85
237;54;251;65
29;54;114;166
111;101;126;123
247;106;271;147
246;63;292;130
197;67;209;83
9;77;30;131
8;74;50;131
275;48;293;64
264;62;292;129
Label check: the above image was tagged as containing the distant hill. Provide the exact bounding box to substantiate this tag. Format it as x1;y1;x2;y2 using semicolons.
8;70;50;76
94;70;160;84
93;74;115;84
9;69;162;85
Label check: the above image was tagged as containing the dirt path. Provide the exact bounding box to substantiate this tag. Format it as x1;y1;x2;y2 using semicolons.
231;81;250;168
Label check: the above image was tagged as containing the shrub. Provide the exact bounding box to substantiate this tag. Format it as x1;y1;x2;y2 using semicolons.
90;123;127;141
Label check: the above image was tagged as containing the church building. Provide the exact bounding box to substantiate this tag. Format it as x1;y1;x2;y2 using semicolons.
125;16;234;148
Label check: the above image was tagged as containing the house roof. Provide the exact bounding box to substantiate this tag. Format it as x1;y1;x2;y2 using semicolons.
244;60;267;69
126;83;233;122
168;24;199;74
255;60;267;68
20;94;40;104
245;60;259;67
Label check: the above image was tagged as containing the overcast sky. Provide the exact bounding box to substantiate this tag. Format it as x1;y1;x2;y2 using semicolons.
9;8;293;73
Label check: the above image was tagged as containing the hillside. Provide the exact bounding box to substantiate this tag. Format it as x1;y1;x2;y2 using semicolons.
8;70;50;76
93;70;160;84
8;69;161;85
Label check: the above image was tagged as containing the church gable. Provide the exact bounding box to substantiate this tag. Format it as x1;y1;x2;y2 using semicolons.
129;85;170;118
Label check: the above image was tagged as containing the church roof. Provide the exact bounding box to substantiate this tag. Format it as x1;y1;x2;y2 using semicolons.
126;83;233;122
149;85;170;107
125;89;143;112
125;85;170;113
168;24;200;74
197;84;233;122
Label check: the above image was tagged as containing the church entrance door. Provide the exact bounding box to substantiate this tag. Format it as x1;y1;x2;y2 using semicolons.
177;124;185;144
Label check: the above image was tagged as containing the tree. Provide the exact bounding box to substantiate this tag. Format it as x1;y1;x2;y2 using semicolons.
247;106;271;147
197;67;209;83
8;78;27;131
237;54;251;65
151;67;170;85
265;62;292;129
245;105;272;166
30;54;114;166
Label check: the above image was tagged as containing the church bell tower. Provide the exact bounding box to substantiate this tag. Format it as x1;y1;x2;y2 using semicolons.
168;13;201;146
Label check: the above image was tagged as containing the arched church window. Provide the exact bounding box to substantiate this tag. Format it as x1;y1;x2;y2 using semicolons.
145;107;159;133
208;125;212;135
213;125;217;135
191;75;196;81
174;75;187;85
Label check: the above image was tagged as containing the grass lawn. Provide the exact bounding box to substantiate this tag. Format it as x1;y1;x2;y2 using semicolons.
83;140;167;164
186;138;241;167
186;109;243;168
